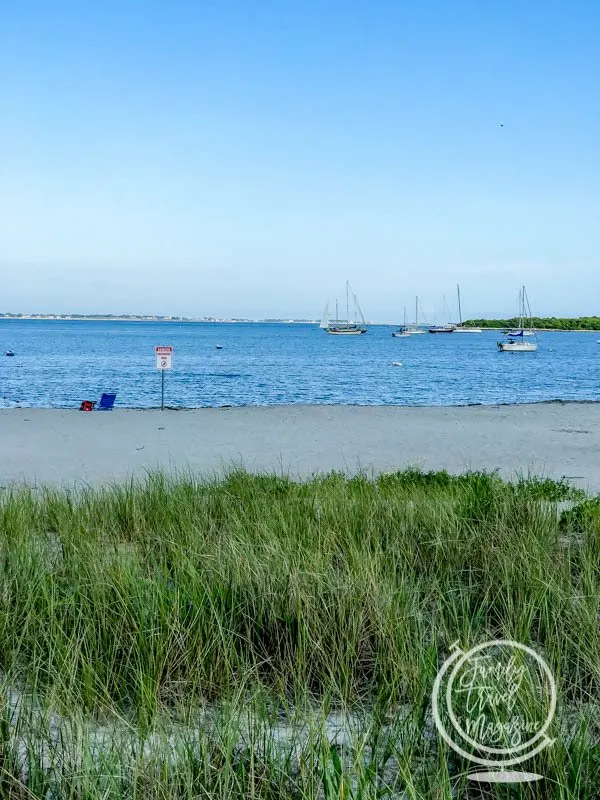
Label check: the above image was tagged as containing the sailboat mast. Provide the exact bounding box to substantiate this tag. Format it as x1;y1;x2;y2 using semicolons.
457;283;462;325
336;299;339;324
523;285;532;331
519;286;524;329
415;296;418;326
346;281;350;326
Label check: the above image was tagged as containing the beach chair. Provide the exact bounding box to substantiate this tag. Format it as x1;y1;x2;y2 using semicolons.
97;392;117;410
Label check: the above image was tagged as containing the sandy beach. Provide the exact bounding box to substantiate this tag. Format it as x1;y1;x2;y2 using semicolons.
0;402;598;491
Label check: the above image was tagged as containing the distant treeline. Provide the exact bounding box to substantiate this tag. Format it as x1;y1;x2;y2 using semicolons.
463;317;600;330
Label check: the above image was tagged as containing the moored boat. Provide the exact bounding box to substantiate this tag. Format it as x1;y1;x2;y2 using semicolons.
452;284;482;332
392;296;425;335
428;325;455;334
497;337;537;352
428;295;455;333
323;282;367;335
392;306;412;337
497;286;538;352
327;324;367;335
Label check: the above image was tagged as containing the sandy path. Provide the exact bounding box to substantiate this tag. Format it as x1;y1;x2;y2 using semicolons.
1;403;598;491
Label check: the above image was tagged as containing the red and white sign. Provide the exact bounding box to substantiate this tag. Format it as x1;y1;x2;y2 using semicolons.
155;345;173;370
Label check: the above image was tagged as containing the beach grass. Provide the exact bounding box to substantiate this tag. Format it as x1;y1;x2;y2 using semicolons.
0;469;599;798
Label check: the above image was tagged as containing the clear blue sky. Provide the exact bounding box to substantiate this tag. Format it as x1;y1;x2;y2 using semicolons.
1;0;599;321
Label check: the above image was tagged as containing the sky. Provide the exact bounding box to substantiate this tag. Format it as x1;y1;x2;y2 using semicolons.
1;0;599;322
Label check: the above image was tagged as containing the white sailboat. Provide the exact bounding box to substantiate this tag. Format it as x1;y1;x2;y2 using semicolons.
453;284;482;332
325;282;367;335
497;286;537;352
504;288;536;336
319;303;330;329
393;296;425;335
392;306;412;337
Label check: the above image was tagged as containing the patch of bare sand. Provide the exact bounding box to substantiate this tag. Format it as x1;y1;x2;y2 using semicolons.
1;403;599;491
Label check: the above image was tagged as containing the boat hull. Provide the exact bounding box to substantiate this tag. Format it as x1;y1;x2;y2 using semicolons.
428;327;455;334
497;341;537;352
453;327;482;333
326;327;367;335
392;326;425;336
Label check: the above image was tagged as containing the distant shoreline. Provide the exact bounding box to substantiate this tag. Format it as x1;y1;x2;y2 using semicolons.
0;316;319;324
0;317;599;332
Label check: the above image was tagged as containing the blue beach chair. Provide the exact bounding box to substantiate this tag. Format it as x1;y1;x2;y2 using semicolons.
97;392;117;411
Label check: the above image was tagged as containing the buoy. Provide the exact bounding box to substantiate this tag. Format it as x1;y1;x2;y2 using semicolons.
392;361;403;367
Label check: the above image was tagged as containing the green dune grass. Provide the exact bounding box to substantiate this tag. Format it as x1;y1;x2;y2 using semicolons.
0;469;598;798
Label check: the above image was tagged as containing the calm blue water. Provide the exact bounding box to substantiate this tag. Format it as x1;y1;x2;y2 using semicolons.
0;320;598;408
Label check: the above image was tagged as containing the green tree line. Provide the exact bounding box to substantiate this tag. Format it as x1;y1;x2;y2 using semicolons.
463;317;600;330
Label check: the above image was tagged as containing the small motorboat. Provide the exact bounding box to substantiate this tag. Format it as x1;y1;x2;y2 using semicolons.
392;361;403;367
5;351;15;357
216;345;223;350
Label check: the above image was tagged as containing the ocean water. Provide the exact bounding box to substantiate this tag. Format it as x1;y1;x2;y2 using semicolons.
0;319;598;408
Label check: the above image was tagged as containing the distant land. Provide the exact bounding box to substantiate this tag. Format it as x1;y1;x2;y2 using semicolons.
0;313;319;323
1;313;599;330
463;317;600;331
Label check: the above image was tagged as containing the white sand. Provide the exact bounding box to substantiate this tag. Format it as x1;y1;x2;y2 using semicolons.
1;403;599;491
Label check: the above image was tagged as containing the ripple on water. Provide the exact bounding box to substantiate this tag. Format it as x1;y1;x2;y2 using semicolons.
0;321;598;408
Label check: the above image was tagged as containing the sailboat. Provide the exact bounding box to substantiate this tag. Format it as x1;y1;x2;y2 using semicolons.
392;306;412;337
497;286;537;352
453;284;482;332
319;303;330;330
504;287;535;337
428;295;455;333
411;296;426;333
393;296;425;335
324;281;367;335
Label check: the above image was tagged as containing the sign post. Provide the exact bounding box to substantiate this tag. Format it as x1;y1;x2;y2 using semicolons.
155;346;173;410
